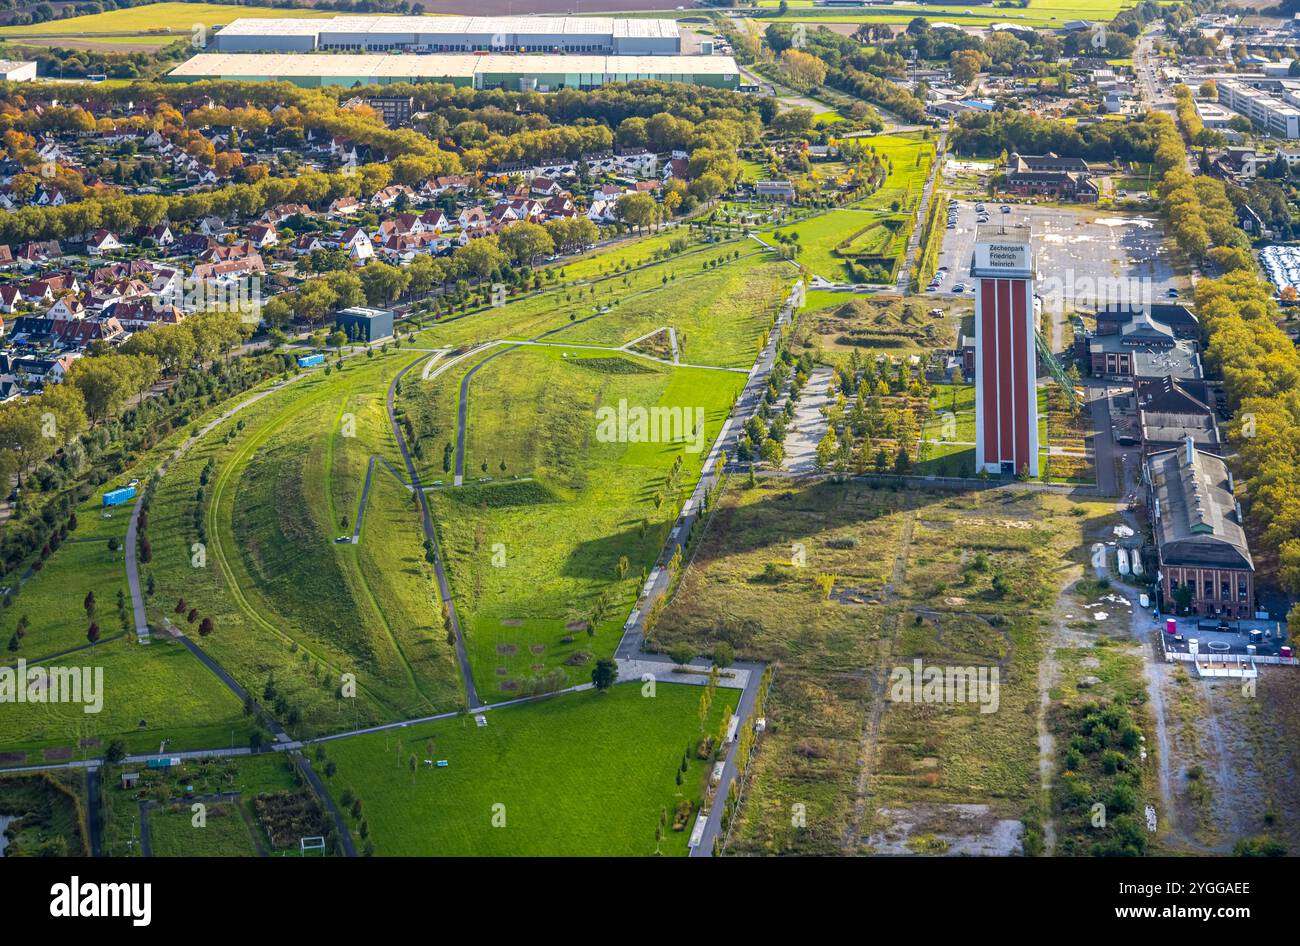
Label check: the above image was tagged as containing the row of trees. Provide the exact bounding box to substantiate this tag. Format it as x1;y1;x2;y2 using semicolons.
1197;273;1300;597
953;109;1171;164
1147;83;1300;604
1146;107;1254;271
761;23;927;124
262;218;603;327
0;310;248;492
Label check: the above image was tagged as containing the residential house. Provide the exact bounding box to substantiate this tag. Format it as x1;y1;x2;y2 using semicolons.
247;224;278;249
338;226;374;261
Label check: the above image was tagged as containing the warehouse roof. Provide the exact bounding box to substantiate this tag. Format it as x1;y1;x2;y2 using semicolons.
476;53;735;74
210;18;326;36
215;15;680;39
169;52;734;80
169;52;478;79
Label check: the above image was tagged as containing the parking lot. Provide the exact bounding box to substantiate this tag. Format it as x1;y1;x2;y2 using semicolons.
930;202;1190;310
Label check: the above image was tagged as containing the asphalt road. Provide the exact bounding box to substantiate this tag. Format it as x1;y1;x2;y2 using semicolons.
352;454;411;543
1085;380;1124;499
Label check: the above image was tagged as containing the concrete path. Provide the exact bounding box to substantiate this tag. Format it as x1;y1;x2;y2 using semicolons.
781;366;835;474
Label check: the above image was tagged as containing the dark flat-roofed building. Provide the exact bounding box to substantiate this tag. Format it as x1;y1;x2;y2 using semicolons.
1147;438;1254;619
336;305;393;343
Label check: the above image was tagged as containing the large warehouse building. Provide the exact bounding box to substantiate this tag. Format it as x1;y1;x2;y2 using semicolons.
167;52;739;90
210;15;682;55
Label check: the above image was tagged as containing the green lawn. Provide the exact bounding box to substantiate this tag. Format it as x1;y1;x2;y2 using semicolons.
412;237;773;357
771;132;935;282
0;369;357;763
918;385;1060;479
321;682;732;856
427;346;744;698
775;208;885;282
0;636;254;765
147;800;261;857
554;255;789;369
922;384;1050;443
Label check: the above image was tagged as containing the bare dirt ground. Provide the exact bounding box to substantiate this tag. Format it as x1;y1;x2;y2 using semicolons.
867;803;1024;856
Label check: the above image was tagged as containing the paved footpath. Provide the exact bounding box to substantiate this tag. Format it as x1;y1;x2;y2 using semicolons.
607;283;802;856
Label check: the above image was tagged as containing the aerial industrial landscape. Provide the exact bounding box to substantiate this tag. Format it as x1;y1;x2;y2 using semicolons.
0;0;1296;910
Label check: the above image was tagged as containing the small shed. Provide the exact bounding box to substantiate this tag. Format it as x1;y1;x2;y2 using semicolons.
120;771;140;789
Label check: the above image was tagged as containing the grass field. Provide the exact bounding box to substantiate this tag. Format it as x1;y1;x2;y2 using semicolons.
320;682;730;856
426;346;744;697
147;799;262;857
656;478;1119;854
412;237;784;363
755;0;1147;26
145;352;464;740
772;133;935;282
0;635;255;765
775;208;889;281
0;370;359;764
0;3;333;38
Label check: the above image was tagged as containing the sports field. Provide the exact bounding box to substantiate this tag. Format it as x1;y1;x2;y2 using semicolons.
321;682;731;856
